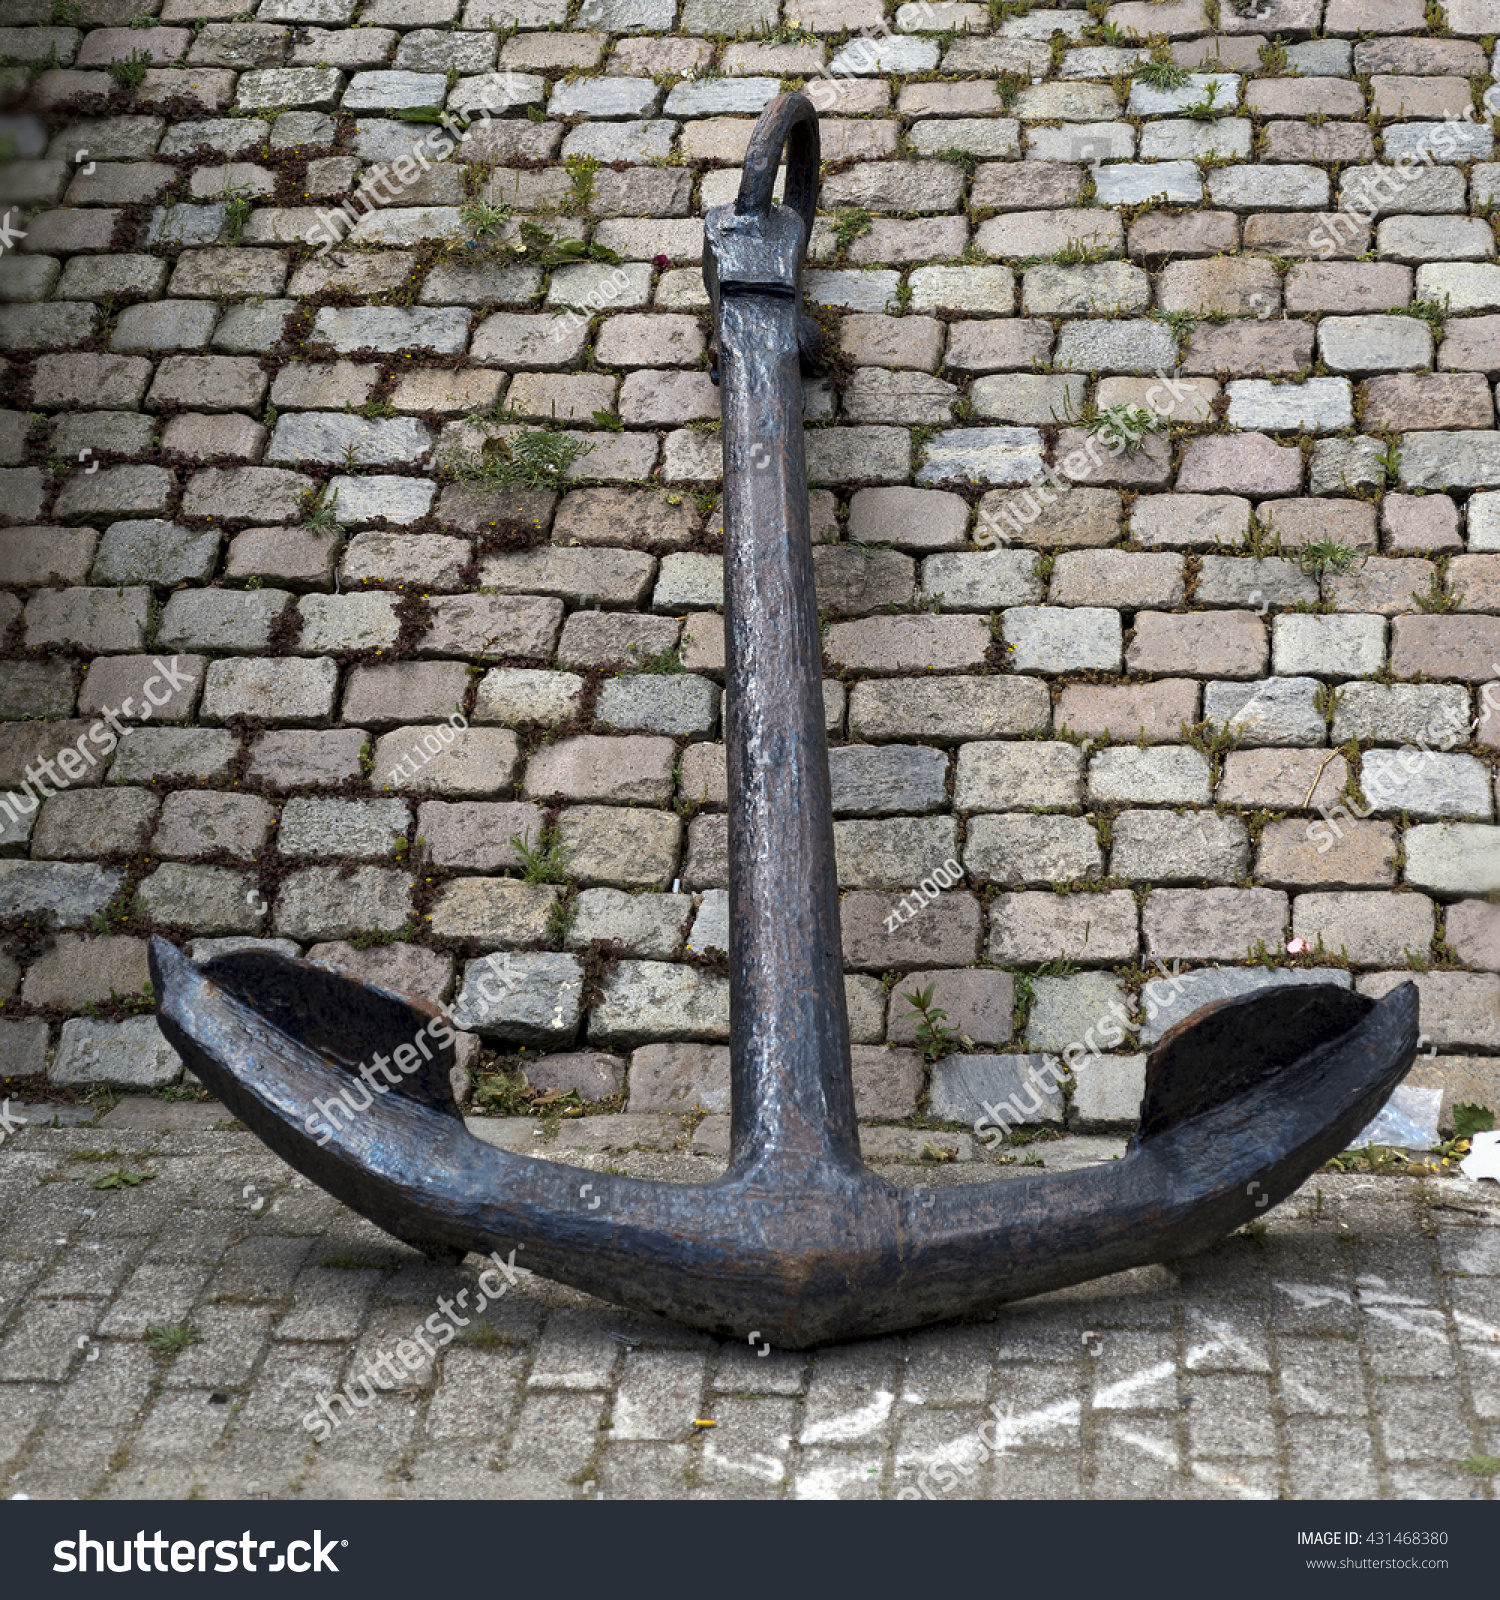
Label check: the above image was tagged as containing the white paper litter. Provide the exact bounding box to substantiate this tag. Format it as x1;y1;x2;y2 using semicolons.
1346;1084;1444;1152
1460;1130;1500;1184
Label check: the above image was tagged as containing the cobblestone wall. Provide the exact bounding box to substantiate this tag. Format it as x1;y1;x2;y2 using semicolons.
1;0;1498;1150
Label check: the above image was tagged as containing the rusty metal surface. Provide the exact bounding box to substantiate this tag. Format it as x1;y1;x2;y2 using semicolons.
151;93;1422;1349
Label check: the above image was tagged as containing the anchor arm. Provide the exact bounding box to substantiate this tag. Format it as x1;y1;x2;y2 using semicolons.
151;937;1418;1347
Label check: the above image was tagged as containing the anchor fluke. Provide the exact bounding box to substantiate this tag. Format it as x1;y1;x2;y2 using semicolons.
1133;983;1379;1146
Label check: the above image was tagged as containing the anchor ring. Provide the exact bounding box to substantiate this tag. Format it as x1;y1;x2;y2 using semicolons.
734;90;820;250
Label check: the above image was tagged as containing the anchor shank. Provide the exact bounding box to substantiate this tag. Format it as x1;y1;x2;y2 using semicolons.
716;276;858;1179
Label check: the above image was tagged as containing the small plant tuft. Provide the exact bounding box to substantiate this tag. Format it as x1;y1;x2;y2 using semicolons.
1088;401;1164;455
107;47;152;90
446;428;589;490
1179;80;1228;119
92;1165;154;1190
1412;566;1462;613
459;195;513;242
902;983;957;1065
626;641;685;674
563;153;599;214
1135;59;1191;91
511;823;570;885
831;206;873;258
1296;537;1358;579
145;1322;202;1357
1453;1103;1496;1138
995;68;1027;107
222;185;254;245
302;486;342;536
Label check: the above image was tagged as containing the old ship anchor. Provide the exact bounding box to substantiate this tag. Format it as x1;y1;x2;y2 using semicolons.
152;94;1420;1347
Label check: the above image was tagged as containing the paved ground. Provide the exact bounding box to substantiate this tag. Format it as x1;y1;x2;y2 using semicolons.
3;0;1500;1501
0;1100;1496;1500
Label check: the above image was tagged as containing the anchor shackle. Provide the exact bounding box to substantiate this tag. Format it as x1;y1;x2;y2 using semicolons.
735;89;820;246
703;91;822;372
